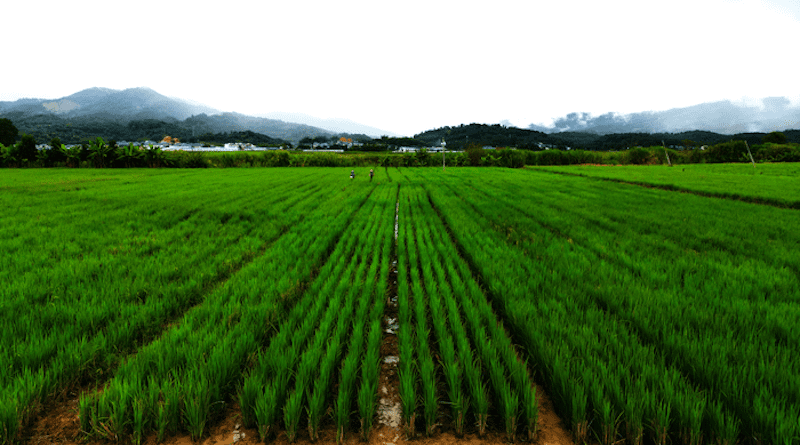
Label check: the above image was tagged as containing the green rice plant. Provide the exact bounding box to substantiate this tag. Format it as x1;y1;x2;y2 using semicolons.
677;390;706;445
571;383;589;444
419;353;438;436
132;398;146;445
332;394;349;444
650;399;672;445
238;377;261;429
521;382;538;442
164;384;181;437
182;374;210;442
0;398;17;444
623;394;644;445
334;348;359;442
359;320;382;440
254;382;280;441
709;401;740;445
464;358;488;437
155;400;168;443
78;392;93;438
357;373;378;441
307;339;337;441
596;395;617;445
283;388;304;443
442;359;466;436
773;405;798;445
105;381;133;441
306;381;327;441
500;381;519;442
398;358;417;439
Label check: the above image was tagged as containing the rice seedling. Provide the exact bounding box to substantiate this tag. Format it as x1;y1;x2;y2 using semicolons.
521;382;538;442
182;373;210;442
419;353;438;436
649;399;672;445
283;388;304;443
623;394;644;445
131;398;146;445
357;370;378;441
359;319;382;441
399;355;417;438
254;382;280;441
238;376;261;429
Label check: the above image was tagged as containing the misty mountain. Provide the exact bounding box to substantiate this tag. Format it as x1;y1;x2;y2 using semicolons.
259;112;399;138
530;97;800;135
0;87;334;143
0;87;220;121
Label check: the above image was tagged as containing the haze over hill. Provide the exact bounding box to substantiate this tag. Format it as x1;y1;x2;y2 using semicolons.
0;87;397;142
259;112;399;138
528;97;800;135
2;87;799;145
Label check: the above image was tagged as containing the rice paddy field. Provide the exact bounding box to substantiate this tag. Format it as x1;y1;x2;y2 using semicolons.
1;165;799;445
537;162;800;208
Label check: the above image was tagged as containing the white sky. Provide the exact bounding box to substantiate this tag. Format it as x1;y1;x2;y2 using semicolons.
3;0;799;136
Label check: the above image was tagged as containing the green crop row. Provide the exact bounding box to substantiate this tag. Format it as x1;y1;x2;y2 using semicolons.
239;183;395;443
3;168;797;445
413;167;799;445
76;174;374;443
396;182;539;441
0;169;344;444
537;162;800;208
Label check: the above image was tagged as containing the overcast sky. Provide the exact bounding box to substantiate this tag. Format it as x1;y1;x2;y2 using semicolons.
3;0;799;136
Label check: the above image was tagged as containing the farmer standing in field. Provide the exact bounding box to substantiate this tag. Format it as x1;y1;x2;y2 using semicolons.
369;169;374;182
350;169;355;180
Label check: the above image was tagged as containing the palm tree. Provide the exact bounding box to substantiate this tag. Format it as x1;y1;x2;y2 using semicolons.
88;137;112;168
144;145;165;168
117;143;144;168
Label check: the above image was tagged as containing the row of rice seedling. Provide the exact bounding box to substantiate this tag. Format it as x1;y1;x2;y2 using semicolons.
539;162;800;207
77;178;378;443
411;169;741;445
0;169;336;445
446;167;800;445
397;183;539;441
241;182;395;443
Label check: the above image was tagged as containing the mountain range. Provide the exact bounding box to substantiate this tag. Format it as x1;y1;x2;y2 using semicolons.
0;87;397;142
528;97;800;135
2;87;799;145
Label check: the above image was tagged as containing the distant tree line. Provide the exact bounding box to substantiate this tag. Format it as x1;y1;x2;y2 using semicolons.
2;114;799;155
0;113;323;145
413;123;800;151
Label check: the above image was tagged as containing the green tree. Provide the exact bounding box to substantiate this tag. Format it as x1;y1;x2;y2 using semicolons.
144;145;165;168
465;143;485;166
117;143;144;168
88;137;112;168
17;134;38;165
763;131;787;144
48;137;66;165
0;118;18;147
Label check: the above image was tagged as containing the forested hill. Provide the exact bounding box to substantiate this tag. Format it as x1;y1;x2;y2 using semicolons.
1;111;332;145
415;124;800;150
0;87;334;144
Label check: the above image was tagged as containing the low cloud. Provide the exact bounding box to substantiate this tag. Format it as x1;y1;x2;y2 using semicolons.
530;97;800;134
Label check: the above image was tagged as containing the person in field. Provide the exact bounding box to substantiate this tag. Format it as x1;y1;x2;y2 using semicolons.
350;169;355;180
369;169;374;182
